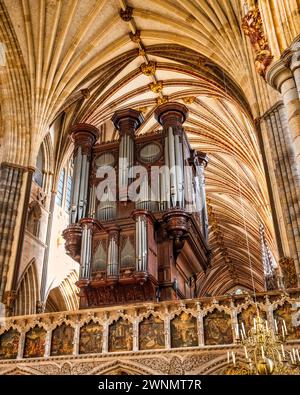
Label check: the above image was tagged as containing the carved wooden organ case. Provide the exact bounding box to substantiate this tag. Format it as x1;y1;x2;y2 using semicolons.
63;103;211;308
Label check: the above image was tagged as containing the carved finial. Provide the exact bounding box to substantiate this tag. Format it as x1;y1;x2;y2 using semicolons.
120;6;133;22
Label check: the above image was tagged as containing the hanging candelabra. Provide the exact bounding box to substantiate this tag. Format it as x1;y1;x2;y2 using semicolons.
227;313;300;375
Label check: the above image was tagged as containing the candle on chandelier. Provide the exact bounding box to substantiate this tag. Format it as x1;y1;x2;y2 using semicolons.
261;346;265;360
235;324;239;339
277;350;282;363
240;329;244;341
227;350;230;364
265;320;269;332
296;349;300;362
281;344;285;359
232;351;236;366
274;319;278;334
244;345;248;359
283;320;287;335
241;322;246;338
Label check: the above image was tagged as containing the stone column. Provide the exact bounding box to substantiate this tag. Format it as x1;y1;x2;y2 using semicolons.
196;302;205;346
40;191;56;306
111;108;144;201
165;314;171;349
102;319;109;353
69;123;99;224
17;331;25;359
154;102;188;208
44;329;52;357
132;316;139;352
262;101;300;285
73;323;81;356
290;46;300;98
266;61;300;170
0;163;32;315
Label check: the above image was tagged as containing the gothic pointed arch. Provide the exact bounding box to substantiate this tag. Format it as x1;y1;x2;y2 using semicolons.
14;259;39;316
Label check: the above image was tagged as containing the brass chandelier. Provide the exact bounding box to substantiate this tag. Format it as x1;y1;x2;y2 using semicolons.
227;312;300;375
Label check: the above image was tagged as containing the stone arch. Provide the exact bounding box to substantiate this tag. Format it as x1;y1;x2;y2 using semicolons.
45;270;79;312
14;259;39;316
90;360;156;376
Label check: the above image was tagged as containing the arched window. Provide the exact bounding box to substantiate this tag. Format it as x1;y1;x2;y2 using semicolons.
55;159;73;211
33;145;44;187
55;168;65;207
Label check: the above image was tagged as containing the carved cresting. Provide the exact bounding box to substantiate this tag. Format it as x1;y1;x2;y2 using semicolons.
242;6;273;76
0;291;299;375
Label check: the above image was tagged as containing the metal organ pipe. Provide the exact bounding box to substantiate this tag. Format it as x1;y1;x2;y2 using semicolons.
69;124;98;224
80;224;92;279
135;214;148;272
168;127;177;206
71;146;82;223
107;229;119;277
174;133;184;207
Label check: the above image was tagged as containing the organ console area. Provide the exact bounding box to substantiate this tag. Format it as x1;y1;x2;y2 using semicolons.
63;102;211;308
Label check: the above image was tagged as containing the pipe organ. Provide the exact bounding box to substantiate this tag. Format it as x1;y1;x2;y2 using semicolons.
63;102;210;308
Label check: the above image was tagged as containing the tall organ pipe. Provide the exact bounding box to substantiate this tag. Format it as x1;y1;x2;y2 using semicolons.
111;109;144;202
154;103;188;209
107;228;119;277
168;127;177;206
80;224;92;279
134;213;148;272
69;124;99;224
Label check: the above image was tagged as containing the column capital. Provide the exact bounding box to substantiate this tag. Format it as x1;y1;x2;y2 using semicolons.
265;58;294;92
111;108;144;136
107;226;120;242
261;100;284;119
280;40;300;73
154;102;188;127
69;123;99;153
131;209;155;223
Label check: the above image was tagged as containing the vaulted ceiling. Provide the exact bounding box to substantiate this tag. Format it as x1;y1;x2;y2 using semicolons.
0;0;281;294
